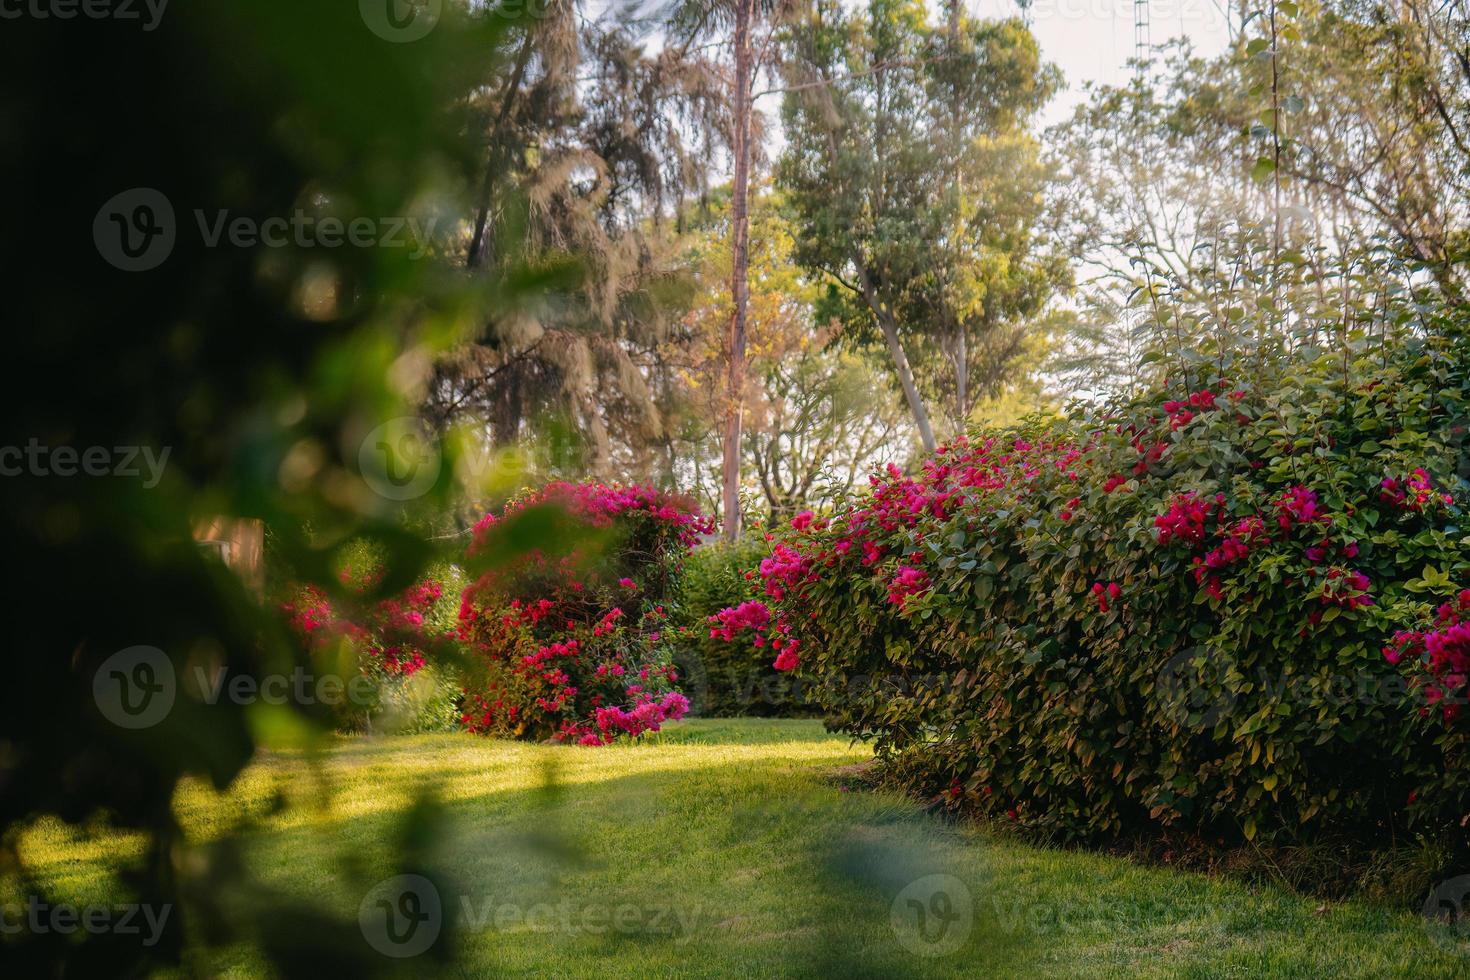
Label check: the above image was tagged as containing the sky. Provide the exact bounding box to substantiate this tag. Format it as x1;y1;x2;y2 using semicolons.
1003;0;1235;124
744;0;1236;136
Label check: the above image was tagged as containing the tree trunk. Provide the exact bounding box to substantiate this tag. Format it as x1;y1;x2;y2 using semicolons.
954;326;968;429
946;0;966;434
722;0;753;542
467;31;535;271
851;254;937;453
877;309;937;453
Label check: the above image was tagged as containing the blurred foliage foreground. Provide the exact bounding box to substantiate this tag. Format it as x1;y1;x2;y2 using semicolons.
0;3;596;975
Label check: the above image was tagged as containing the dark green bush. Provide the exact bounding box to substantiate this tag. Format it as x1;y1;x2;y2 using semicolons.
671;535;820;716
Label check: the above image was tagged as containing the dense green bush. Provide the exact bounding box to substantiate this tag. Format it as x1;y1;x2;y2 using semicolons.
747;324;1470;845
670;534;819;716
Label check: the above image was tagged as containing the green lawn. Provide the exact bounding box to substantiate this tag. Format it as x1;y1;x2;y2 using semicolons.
11;719;1465;977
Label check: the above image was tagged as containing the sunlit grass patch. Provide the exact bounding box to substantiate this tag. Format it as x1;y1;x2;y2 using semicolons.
10;720;1465;978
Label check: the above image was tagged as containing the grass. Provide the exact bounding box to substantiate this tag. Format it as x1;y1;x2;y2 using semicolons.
9;718;1467;977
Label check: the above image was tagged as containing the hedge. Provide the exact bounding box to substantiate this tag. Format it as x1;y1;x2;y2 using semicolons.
734;328;1470;844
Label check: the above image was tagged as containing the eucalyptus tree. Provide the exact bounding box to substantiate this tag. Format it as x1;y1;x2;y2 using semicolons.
777;0;1065;449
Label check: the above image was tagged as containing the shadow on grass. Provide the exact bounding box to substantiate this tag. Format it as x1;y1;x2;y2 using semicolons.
18;726;1470;978
20;731;1022;978
256;760;1026;977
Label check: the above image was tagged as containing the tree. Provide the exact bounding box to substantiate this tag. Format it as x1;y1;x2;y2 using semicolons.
724;0;755;540
744;341;906;517
664;188;908;517
1046;0;1470;390
1275;0;1468;293
777;0;1065;449
665;0;793;538
425;10;731;482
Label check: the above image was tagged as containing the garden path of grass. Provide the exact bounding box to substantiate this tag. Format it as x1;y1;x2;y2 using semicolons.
12;718;1466;978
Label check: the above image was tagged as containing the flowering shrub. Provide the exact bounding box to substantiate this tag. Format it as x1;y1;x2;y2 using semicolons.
665;532;820;717
278;543;464;732
1381;584;1470;824
456;482;712;744
282;562;447;678
723;333;1470;844
1384;591;1470;721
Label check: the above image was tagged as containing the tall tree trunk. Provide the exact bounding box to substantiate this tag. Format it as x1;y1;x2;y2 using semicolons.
878;310;938;454
954;326;968;428
850;254;937;452
467;31;535;270
722;0;753;542
946;0;966;434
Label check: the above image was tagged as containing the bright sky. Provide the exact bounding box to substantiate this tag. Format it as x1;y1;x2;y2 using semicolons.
998;0;1235;124
742;0;1235;150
